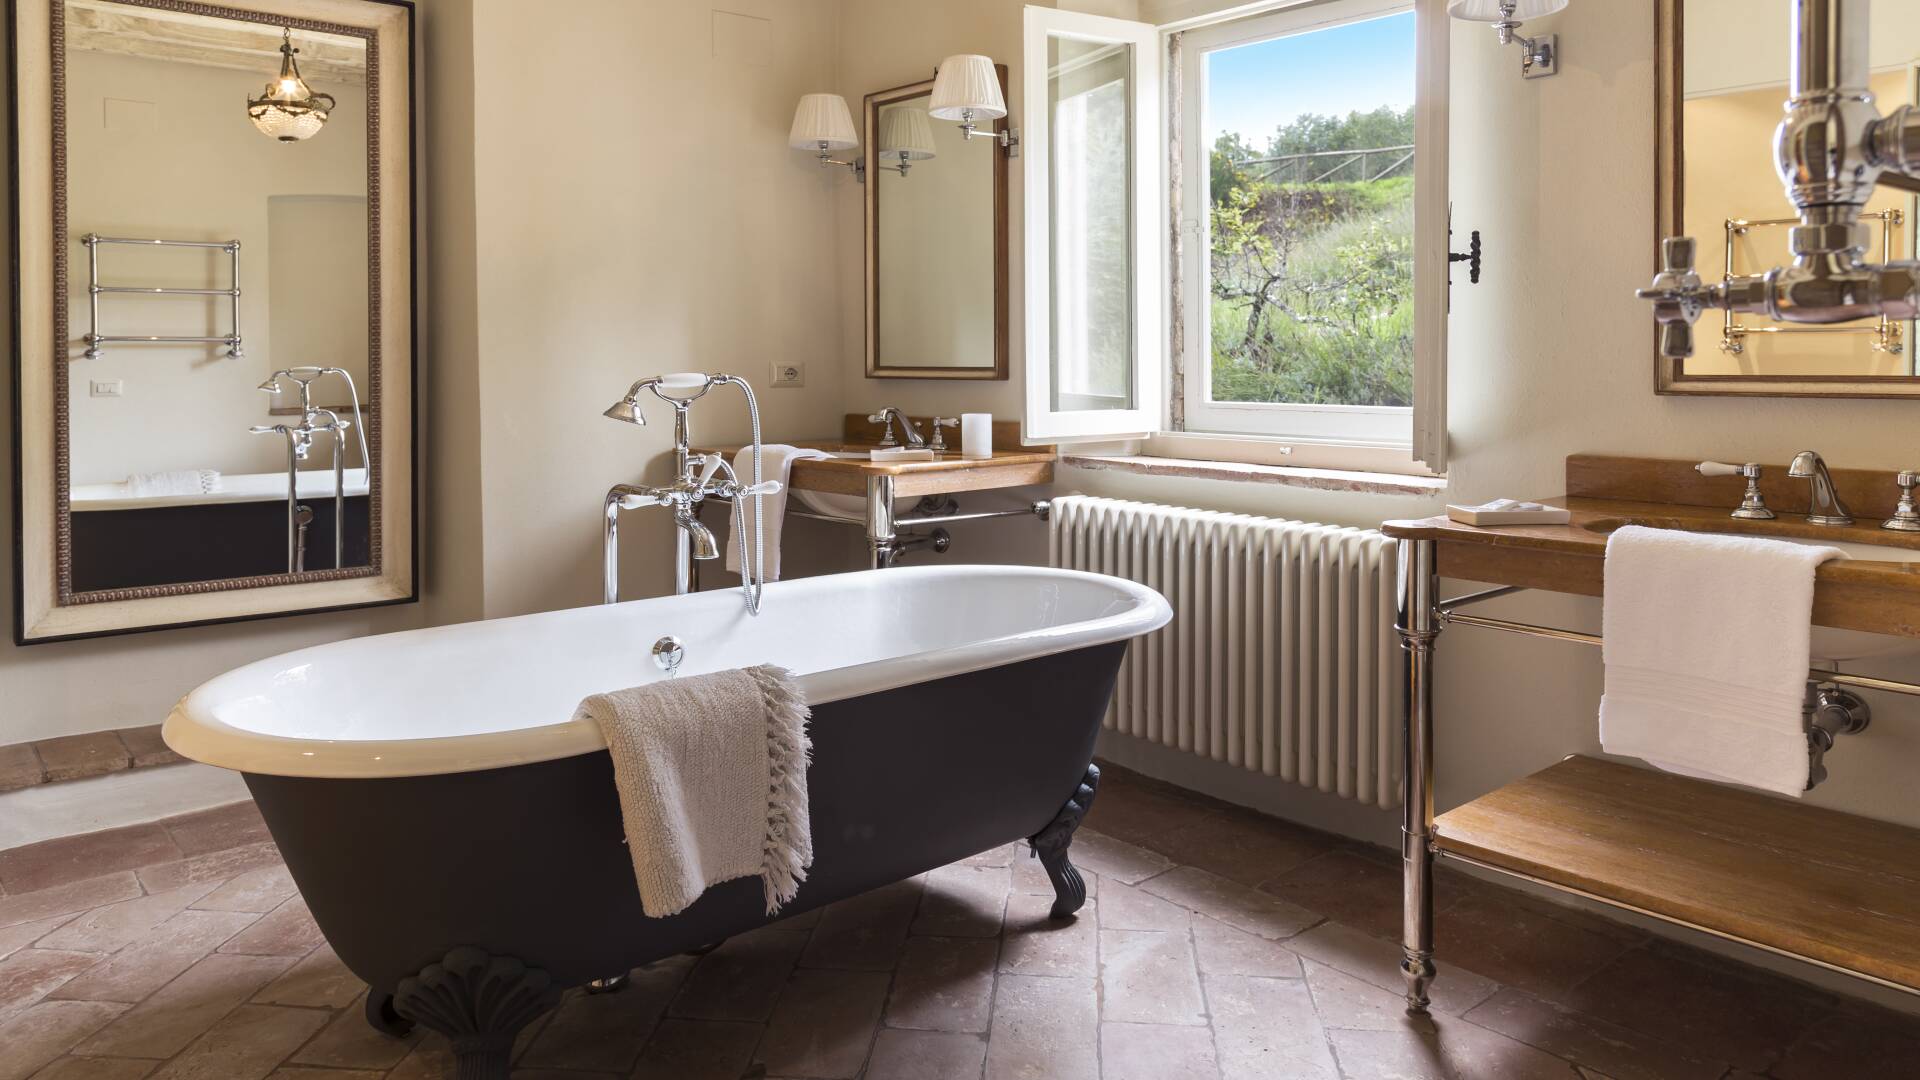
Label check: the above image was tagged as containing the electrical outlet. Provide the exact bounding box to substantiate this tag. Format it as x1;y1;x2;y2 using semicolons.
89;379;124;398
771;361;805;388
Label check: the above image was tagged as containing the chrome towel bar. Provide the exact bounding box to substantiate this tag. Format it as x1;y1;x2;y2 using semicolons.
1436;590;1920;699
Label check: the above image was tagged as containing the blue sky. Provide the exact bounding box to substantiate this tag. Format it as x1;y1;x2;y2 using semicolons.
1206;11;1415;146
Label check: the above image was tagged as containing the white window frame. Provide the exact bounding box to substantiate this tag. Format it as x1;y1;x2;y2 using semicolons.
1179;0;1440;454
1022;0;1449;472
1023;5;1165;442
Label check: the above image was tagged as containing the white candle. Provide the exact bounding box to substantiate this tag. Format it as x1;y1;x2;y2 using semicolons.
961;413;993;459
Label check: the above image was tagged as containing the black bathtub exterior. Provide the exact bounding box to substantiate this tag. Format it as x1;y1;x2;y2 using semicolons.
243;640;1124;1077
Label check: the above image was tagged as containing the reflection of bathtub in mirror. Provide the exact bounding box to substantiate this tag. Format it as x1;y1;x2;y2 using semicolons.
71;468;370;512
67;468;373;593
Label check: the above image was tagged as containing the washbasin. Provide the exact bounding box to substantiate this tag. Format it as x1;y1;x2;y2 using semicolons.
1586;518;1920;661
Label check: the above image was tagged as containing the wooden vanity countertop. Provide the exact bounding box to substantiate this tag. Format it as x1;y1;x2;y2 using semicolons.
1382;454;1920;638
699;415;1055;499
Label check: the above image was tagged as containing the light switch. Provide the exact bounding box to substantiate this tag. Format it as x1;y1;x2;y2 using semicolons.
89;379;124;398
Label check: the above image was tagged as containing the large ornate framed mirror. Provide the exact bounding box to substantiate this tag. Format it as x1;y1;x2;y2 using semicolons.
863;67;1010;380
11;0;415;643
1656;0;1920;396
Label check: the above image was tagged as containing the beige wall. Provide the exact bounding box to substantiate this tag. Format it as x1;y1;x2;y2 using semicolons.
64;48;369;483
458;0;851;620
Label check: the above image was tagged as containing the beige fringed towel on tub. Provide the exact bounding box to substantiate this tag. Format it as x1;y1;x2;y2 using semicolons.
577;665;813;918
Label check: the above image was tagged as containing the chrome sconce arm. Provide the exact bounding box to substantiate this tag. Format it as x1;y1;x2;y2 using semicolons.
1449;1;1566;80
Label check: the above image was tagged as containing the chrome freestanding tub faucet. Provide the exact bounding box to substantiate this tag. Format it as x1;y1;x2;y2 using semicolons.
249;366;369;573
1639;0;1920;356
601;372;782;614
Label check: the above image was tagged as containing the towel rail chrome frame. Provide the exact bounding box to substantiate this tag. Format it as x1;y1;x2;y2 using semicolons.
1397;537;1920;1019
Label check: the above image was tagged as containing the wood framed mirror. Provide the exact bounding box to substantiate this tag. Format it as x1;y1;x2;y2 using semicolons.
863;67;1010;380
1656;0;1920;396
12;0;416;643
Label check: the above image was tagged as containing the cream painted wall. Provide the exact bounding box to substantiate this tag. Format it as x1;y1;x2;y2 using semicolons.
0;1;439;746
827;0;1920;843
459;0;852;620
64;48;369;483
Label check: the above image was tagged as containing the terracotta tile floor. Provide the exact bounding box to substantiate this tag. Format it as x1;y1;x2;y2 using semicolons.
2;765;1917;1079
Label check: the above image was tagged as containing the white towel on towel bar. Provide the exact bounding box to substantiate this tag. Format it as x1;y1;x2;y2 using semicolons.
577;665;813;917
1598;525;1843;798
725;444;828;583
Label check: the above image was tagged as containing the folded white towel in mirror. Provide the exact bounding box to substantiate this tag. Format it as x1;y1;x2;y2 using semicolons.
125;469;221;497
578;665;812;917
1598;525;1844;798
725;445;829;583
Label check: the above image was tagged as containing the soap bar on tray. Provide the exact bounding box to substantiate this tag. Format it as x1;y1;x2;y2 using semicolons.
1445;499;1572;526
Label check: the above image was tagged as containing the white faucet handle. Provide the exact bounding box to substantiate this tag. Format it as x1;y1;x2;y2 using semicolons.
697;454;726;487
1696;461;1744;477
742;480;784;497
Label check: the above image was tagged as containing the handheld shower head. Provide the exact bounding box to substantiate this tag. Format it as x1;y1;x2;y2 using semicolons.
603;397;647;425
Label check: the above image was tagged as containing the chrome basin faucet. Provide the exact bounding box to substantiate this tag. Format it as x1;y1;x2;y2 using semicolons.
868;407;925;448
1788;451;1854;526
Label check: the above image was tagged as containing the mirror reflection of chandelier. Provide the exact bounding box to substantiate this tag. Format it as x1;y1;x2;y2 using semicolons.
247;28;336;142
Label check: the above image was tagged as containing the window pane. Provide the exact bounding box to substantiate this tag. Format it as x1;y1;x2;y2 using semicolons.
1205;12;1414;408
1050;36;1135;412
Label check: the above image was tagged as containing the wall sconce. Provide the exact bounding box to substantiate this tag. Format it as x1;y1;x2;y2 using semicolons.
876;107;936;177
930;55;1020;157
788;93;864;181
1449;0;1566;80
247;28;336;141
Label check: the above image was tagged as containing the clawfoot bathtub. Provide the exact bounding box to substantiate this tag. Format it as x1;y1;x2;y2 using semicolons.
164;565;1170;1079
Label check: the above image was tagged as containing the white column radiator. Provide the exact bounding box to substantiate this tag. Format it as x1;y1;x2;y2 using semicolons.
1049;495;1404;809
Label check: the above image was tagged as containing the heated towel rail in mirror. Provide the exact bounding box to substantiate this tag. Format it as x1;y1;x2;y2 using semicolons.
11;0;417;643
1656;0;1920;395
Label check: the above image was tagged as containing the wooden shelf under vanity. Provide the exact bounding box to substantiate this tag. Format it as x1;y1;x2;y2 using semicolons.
1380;453;1920;1008
1435;755;1920;991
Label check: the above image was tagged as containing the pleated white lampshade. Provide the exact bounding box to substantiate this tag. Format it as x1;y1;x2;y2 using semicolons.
1447;0;1568;20
789;93;859;151
879;107;937;161
929;55;1005;121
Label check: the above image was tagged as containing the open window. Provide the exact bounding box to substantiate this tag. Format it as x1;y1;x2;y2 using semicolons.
1022;6;1163;441
1023;0;1450;472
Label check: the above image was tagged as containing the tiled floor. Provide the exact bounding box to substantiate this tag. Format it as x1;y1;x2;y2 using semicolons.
2;765;1917;1079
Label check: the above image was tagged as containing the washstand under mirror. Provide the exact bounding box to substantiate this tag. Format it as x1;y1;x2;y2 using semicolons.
12;0;415;643
1657;0;1920;396
864;67;1009;380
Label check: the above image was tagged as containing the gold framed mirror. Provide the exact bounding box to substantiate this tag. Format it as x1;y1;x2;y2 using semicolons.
863;68;1010;380
12;0;415;643
1656;0;1920;396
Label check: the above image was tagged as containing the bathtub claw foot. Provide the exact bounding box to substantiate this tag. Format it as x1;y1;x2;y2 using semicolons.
393;947;561;1080
1029;763;1100;919
364;990;412;1038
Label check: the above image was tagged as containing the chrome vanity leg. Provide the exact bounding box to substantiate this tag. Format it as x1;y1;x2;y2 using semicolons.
1396;538;1439;1015
867;474;898;569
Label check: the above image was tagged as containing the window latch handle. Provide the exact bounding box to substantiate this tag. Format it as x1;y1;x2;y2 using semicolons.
1448;229;1482;285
